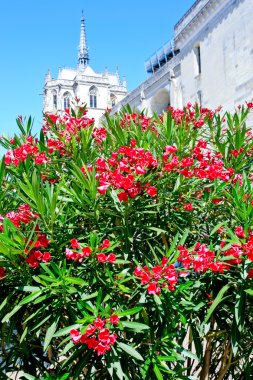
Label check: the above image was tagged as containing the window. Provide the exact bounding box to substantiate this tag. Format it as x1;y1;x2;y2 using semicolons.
89;86;98;108
53;93;57;109
194;44;201;75
63;93;71;110
110;94;117;107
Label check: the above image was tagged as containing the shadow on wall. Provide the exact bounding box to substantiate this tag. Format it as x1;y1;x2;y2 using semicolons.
151;89;170;114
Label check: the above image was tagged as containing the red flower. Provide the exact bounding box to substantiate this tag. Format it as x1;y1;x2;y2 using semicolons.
101;239;110;249
183;203;193;211
98;328;110;343
234;226;245;238
212;198;222;204
147;282;161;295
96;343;110;356
42;252;51;262
118;191;128;202
34;250;43;260
146;186;157;197
71;238;80;249
248;268;253;278
107;253;116;263
130;139;137;147
0;267;5;279
97;253;107;262
82;247;92;257
93;317;105;330
47;114;58;124
109;315;119;325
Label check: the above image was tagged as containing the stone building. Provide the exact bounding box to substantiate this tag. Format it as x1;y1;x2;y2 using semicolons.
43;15;127;121
113;0;253;115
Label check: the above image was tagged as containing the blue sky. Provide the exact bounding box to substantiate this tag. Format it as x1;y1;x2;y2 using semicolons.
0;0;194;137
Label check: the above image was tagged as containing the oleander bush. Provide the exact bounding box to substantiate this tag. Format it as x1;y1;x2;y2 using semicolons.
0;101;253;379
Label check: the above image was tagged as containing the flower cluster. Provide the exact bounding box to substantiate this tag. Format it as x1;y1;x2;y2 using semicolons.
0;204;39;230
178;243;227;273
218;227;253;270
166;103;214;127
66;238;116;264
95;144;158;201
134;257;178;295
5;136;49;166
70;315;119;355
162;141;235;183
119;113;158;135
25;233;51;268
92;127;107;144
43;107;94;139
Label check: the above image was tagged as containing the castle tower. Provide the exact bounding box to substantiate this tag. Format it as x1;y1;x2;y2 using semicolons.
78;12;89;68
43;13;127;124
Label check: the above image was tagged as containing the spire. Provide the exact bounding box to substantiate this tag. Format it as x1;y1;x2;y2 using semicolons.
78;11;89;67
116;65;120;84
45;69;51;83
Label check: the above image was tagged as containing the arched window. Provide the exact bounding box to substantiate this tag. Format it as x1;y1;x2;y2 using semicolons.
63;92;71;110
52;92;57;109
110;94;117;107
89;86;98;108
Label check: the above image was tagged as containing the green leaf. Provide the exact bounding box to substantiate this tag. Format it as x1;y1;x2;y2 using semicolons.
2;305;22;323
44;319;59;351
235;290;245;332
121;321;150;331
54;324;82;337
204;283;231;323
117;342;144;361
22;374;36;380
65;276;86;286
20;326;28;343
116;307;143;317
16;286;41;292
153;364;164;380
245;289;253;295
19;290;42;305
181;349;199;361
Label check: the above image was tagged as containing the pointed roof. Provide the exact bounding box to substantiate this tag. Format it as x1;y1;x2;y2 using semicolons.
78;12;89;67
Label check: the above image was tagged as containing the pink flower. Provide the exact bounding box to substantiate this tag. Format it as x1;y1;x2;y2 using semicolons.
66;248;74;260
70;329;81;344
98;185;109;195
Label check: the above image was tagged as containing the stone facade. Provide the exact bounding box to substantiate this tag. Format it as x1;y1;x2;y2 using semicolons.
113;0;253;115
43;15;127;122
